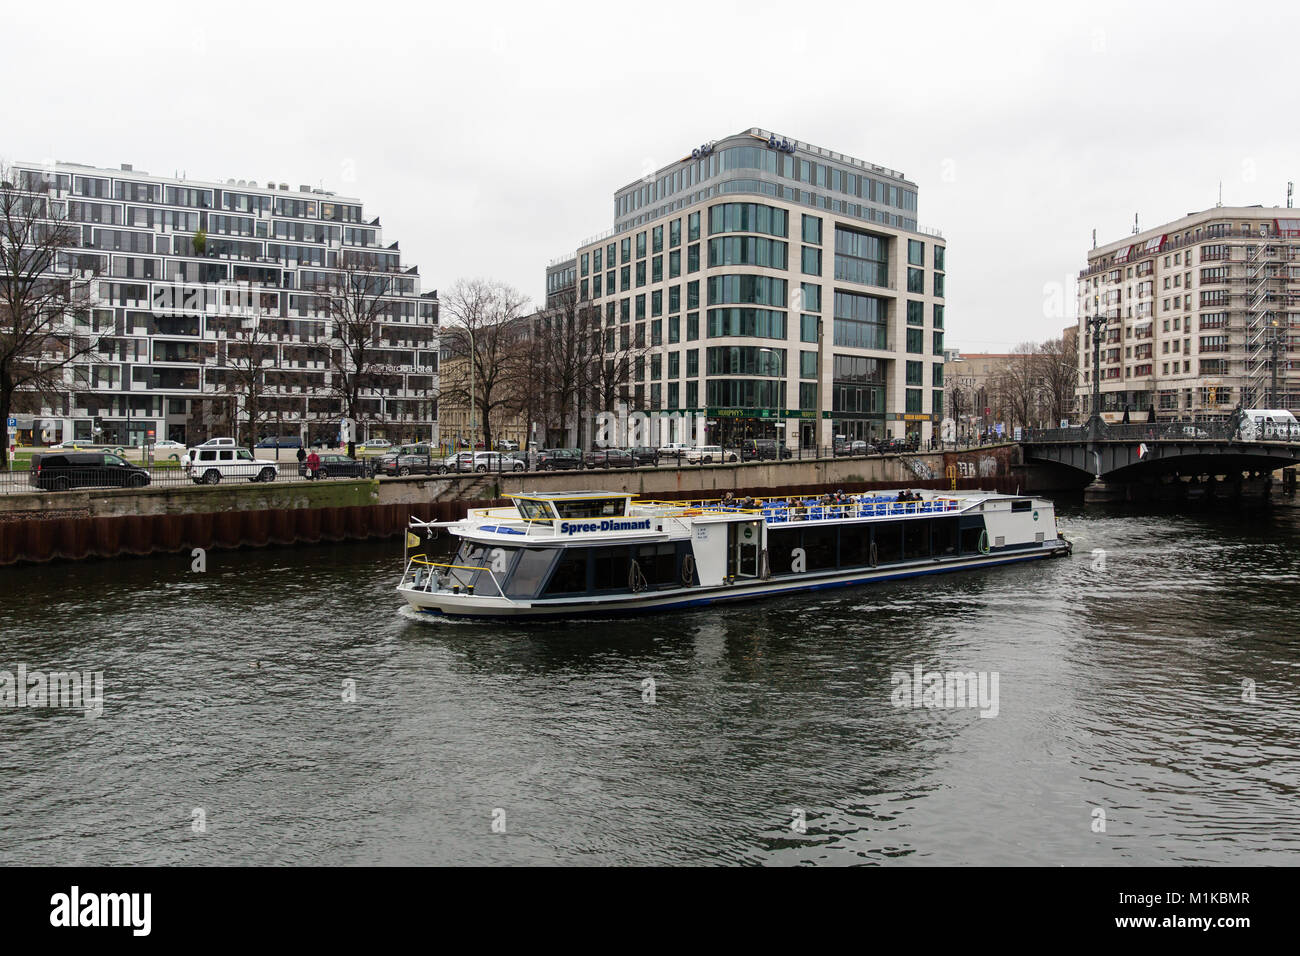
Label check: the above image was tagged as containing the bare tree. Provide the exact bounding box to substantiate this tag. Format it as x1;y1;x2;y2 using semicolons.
527;289;591;447
583;311;654;438
1036;329;1078;426
993;342;1042;431
0;165;99;466
207;313;278;447
439;278;531;452
306;251;400;457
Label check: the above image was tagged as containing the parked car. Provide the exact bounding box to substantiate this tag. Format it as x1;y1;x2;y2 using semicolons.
196;437;236;448
469;451;526;473
536;448;584;471
833;438;871;457
685;445;738;464
627;446;660;466
585;447;634;469
29;452;151;491
496;439;520;452
153;439;186;450
357;439;393;453
183;447;279;484
431;452;476;475
657;442;693;464
740;438;792;461
373;444;435;475
49;440;92;450
312;454;370;479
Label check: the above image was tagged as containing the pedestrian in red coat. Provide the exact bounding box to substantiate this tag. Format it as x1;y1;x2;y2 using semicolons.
306;451;321;480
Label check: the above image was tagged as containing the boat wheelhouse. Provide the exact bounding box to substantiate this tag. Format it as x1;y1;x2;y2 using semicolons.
398;489;1071;619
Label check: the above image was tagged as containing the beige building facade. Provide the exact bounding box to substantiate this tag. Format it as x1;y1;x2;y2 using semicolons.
1077;207;1300;422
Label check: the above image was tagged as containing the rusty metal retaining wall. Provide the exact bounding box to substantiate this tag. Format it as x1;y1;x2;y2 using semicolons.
0;476;1024;566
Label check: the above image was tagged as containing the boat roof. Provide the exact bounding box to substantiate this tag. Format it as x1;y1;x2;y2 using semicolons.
509;491;633;500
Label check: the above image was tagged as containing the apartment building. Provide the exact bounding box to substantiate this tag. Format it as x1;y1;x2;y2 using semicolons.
1077;206;1300;421
6;161;438;446
549;128;947;448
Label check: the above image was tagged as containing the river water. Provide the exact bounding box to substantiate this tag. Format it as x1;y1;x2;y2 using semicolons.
1;498;1298;866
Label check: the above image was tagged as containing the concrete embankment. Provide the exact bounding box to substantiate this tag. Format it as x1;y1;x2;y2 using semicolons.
0;445;1025;565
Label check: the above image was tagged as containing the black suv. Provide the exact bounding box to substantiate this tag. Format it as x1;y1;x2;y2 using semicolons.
536;448;583;471
30;452;151;491
741;439;792;462
627;446;660;466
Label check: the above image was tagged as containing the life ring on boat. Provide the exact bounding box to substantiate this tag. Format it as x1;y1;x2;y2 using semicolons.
978;529;990;554
681;553;697;586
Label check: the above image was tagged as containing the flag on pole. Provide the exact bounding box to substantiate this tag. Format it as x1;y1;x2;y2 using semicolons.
406;532;421;548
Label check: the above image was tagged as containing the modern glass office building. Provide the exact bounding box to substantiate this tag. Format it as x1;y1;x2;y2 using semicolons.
6;161;438;446
552;127;947;448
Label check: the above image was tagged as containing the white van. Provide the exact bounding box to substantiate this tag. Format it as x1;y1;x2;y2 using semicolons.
184;446;279;484
1239;409;1300;441
685;445;738;464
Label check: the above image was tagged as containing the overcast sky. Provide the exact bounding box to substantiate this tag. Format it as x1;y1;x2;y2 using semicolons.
4;1;1296;351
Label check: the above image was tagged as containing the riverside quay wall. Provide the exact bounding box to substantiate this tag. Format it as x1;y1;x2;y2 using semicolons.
0;445;1024;565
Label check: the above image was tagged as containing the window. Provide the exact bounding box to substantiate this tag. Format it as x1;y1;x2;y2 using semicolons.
833;290;887;350
651;289;662;317
687;280;700;310
708;236;788;269
801;314;818;343
668;315;680;344
652;225;663;253
687;312;699;341
669;249;681;278
652;256;663;283
907;301;923;326
933;304;944;329
907;268;924;293
907;328;924;353
905;388;923;413
636;231;646;258
635;294;646;320
908;239;924;266
906;361;923;386
934;246;945;271
933;330;944;354
834;226;890;287
707;308;787;339
668;352;680;377
708;202;788;237
707;275;786;307
688;211;700;242
800;351;817;379
802;214;822;245
670;218;681;247
621;238;631;264
800;283;821;313
934;273;945;297
620;265;630;290
802;246;822;275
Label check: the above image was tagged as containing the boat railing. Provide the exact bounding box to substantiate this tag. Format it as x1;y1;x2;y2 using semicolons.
636;495;962;523
400;555;514;599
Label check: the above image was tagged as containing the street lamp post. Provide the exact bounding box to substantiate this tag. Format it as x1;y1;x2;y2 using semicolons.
1085;313;1108;479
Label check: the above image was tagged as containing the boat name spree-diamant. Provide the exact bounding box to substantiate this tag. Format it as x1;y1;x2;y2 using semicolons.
397;489;1072;619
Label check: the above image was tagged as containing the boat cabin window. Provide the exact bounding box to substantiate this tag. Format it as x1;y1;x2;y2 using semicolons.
515;498;555;523
553;497;629;519
1011;499;1033;512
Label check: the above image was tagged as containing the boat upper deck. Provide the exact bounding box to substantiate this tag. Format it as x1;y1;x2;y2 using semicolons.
414;489;1006;543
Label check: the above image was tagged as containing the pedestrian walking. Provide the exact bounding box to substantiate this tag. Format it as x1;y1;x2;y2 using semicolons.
306;450;321;480
297;445;307;478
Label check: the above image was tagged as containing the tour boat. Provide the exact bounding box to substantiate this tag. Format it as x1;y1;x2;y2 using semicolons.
397;489;1071;619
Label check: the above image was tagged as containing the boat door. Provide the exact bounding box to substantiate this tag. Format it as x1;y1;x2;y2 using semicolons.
727;520;762;578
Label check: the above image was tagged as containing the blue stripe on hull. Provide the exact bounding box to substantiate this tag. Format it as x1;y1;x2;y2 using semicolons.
406;548;1061;621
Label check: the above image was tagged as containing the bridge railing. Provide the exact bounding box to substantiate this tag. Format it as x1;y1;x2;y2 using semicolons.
1024;421;1239;443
